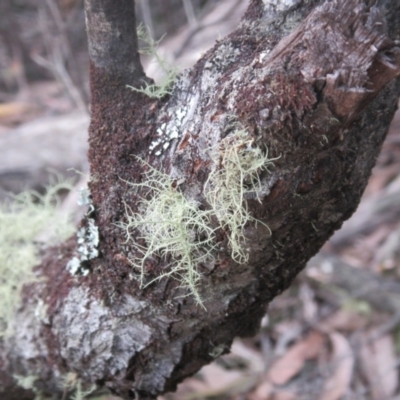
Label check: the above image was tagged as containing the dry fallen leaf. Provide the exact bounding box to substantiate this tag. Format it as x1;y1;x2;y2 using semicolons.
177;362;259;400
319;332;354;400
248;380;274;400
268;330;325;386
229;339;265;372
190;363;243;391
359;333;398;400
272;389;297;400
318;309;369;333
0;102;36;124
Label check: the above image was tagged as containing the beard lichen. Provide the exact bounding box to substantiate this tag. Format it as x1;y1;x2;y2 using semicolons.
120;130;276;305
121;163;217;306
0;181;75;337
127;24;177;99
205;129;277;263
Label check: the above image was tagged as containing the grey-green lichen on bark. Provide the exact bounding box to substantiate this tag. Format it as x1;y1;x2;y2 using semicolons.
54;287;152;380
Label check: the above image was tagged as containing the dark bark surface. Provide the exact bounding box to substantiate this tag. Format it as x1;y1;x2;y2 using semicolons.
1;0;400;399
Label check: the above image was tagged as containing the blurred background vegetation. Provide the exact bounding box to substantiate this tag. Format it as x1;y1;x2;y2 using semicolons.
0;0;234;101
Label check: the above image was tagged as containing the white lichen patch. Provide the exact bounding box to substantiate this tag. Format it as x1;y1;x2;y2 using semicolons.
258;50;271;63
77;187;91;206
150;102;193;156
262;0;301;12
34;298;50;325
165;107;187;145
0;183;75;337
66;190;99;276
66;256;83;276
156;122;167;137
149;137;163;152
77;218;99;261
175;107;188;125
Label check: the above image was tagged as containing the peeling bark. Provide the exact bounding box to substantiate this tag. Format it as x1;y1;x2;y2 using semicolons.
1;0;400;399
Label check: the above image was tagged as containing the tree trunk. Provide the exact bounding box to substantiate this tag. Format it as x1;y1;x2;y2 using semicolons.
1;0;400;398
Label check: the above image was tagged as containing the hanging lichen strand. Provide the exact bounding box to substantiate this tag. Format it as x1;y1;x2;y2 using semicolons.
120;130;276;305
205;130;276;263
120;162;217;306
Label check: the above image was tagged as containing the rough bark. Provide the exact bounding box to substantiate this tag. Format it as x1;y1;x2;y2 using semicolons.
1;0;400;399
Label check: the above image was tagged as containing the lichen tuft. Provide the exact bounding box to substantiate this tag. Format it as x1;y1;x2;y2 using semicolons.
127;24;177;99
0;179;75;336
120;130;277;305
120;162;217;306
205;129;276;263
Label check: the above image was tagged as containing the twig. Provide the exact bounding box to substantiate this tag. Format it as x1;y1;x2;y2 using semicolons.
368;311;400;341
34;0;88;112
182;0;198;28
174;0;242;59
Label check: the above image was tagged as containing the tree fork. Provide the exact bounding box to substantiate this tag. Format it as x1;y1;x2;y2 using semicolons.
1;0;400;398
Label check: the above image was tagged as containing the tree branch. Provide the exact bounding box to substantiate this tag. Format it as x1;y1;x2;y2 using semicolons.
1;0;400;399
84;0;144;87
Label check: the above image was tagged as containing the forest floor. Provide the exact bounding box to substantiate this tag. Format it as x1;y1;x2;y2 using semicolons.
1;1;400;399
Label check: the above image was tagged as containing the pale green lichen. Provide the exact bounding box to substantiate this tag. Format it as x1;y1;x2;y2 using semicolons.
0;180;75;337
205;129;277;263
62;372;97;400
120;163;217;306
13;374;39;391
13;374;44;400
14;371;102;400
127;24;177;99
120;130;277;305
